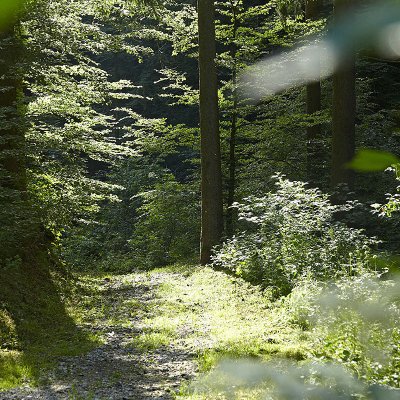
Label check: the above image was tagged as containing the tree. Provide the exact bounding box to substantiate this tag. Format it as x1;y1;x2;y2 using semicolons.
225;0;239;238
0;26;25;193
331;0;356;188
305;0;322;185
0;4;36;260
198;0;223;264
0;0;151;261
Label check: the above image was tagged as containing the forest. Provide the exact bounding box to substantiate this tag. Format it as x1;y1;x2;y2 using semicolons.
0;0;400;398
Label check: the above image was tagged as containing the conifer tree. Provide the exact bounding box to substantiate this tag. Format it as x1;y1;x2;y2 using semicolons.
198;0;223;264
331;0;356;188
305;0;322;185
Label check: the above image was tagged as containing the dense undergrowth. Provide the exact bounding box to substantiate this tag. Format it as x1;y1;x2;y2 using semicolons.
212;176;380;297
202;177;400;397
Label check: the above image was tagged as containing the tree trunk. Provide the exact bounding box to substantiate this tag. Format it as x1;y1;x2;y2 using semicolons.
0;21;31;261
331;0;356;188
226;7;238;238
198;0;223;264
0;25;26;193
305;0;322;186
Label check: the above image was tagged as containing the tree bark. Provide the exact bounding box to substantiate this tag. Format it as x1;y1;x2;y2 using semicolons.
226;6;238;238
0;25;26;194
198;0;223;264
331;0;356;188
305;0;322;186
0;21;30;261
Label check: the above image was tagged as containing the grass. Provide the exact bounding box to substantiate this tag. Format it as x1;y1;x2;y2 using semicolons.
111;264;400;399
125;264;312;398
2;259;397;398
133;330;173;350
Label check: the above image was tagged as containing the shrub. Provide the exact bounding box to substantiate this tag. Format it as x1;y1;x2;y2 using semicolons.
212;175;378;296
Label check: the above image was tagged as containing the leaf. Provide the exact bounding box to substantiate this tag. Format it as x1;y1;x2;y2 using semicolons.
0;0;24;29
347;149;400;172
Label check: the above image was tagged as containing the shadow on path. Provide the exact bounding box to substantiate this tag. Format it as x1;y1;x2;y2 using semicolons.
0;251;98;389
1;270;196;399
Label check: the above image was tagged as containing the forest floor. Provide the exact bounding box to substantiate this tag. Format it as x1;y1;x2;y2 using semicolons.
0;265;310;400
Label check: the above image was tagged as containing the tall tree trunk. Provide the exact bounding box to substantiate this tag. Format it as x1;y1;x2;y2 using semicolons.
0;20;31;261
198;0;223;264
305;0;322;186
331;0;356;188
226;6;238;238
0;25;26;193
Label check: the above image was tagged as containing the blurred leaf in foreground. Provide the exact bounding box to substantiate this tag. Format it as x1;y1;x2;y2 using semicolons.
190;359;400;399
240;1;400;100
347;149;400;172
0;0;25;30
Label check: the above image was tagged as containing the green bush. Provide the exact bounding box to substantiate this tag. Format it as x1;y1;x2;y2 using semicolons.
212;175;378;296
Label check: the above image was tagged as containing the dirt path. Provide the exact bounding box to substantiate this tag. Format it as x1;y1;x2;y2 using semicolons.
1;272;197;400
0;266;309;400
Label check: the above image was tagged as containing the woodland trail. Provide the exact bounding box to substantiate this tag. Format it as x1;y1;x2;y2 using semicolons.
1;272;197;400
0;266;306;400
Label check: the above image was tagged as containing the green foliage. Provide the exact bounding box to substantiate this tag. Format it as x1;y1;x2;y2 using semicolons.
0;0;154;263
0;0;24;29
62;157;199;272
129;175;200;267
213;176;377;296
21;0;144;239
3;0;400;395
372;167;400;220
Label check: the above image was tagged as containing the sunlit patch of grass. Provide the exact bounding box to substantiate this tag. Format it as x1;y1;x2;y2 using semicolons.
0;329;101;390
0;351;33;390
175;368;270;400
68;274;141;327
0;310;18;350
135;265;311;398
176;388;266;400
133;331;173;350
128;315;179;350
